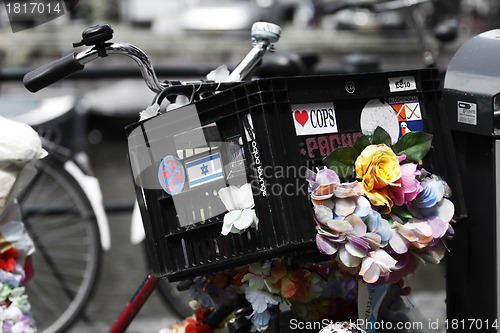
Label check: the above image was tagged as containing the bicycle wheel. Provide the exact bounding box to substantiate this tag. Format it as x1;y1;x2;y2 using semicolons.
156;279;194;320
18;155;102;333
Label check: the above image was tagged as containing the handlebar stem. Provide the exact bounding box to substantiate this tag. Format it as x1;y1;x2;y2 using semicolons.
225;41;273;82
225;22;281;82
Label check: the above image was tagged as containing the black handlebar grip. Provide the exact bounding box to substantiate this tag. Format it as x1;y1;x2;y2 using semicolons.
23;53;84;92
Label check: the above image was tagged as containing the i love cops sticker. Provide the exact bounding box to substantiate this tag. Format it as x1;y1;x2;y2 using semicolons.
292;102;338;136
158;155;185;195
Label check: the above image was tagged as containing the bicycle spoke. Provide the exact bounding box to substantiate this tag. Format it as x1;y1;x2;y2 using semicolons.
21;157;101;333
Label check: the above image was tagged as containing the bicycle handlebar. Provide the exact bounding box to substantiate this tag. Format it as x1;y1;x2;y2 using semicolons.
24;42;164;93
76;42;165;92
23;22;281;94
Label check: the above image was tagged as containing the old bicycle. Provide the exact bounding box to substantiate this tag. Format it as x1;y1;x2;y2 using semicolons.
23;21;282;332
22;11;460;332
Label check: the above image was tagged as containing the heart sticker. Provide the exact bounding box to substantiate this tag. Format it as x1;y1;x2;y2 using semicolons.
294;110;309;127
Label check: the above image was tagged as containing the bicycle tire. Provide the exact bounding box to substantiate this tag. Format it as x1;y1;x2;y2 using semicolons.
18;155;102;333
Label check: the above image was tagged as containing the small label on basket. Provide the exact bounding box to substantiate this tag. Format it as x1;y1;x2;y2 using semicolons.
243;114;268;197
158;155;185;195
388;76;416;92
292;102;338;136
388;96;424;137
457;101;477;125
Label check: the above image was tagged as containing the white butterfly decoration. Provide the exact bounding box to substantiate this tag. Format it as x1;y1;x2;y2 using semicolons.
218;183;259;235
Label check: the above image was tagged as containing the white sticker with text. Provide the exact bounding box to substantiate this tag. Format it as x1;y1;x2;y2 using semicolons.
388;76;417;92
292;102;338;136
457;101;477;125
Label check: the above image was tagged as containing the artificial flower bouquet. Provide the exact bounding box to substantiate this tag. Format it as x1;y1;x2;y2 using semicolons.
163;126;456;333
307;126;455;285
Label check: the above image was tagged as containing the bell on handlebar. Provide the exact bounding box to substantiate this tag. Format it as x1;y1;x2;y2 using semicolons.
73;24;114;57
251;22;281;44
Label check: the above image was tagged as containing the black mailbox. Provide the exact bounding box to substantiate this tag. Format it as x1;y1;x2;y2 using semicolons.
445;29;500;135
444;29;500;331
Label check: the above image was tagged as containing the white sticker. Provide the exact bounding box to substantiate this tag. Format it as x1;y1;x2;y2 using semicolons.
292;102;338;136
457;101;477;125
388;76;417;92
360;99;400;144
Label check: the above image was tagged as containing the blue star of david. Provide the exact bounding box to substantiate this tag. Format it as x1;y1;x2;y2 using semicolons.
200;164;209;176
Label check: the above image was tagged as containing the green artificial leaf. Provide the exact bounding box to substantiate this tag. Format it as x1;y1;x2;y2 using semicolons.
265;280;280;294
261;261;272;276
353;135;370;155
392;131;433;163
242;272;266;290
382;214;396;228
323;146;358;180
248;262;262;275
391;205;413;219
372;126;392;147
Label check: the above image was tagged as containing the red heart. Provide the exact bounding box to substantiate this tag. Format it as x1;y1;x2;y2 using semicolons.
294;110;309;127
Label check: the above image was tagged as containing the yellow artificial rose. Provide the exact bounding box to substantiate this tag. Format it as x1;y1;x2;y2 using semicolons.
364;187;393;214
355;144;402;213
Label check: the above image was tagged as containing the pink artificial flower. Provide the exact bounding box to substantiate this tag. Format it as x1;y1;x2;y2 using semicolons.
389;221;433;254
305;168;340;194
359;249;398;284
424;216;449;239
389;156;423;207
315;215;381;268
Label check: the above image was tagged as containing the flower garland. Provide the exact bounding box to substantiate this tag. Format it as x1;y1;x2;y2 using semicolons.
0;216;36;333
307;126;455;284
160;307;220;333
0;116;43;332
162;260;360;332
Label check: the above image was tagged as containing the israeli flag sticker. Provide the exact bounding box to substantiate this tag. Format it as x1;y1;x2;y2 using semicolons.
186;152;224;188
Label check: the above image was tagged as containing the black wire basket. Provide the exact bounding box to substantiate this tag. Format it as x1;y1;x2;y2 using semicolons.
126;69;461;282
